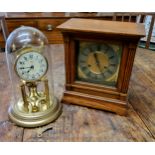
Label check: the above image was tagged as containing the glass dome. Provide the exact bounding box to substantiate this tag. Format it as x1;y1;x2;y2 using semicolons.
6;26;48;53
5;26;62;127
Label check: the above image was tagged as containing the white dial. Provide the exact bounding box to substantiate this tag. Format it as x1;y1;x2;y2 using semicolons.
15;51;48;81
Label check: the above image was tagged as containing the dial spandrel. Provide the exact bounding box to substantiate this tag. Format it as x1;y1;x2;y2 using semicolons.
15;51;48;81
77;42;122;87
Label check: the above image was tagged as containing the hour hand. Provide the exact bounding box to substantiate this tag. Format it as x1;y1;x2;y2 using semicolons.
94;53;100;65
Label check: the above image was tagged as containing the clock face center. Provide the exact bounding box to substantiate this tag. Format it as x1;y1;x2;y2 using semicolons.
87;51;109;74
15;50;48;81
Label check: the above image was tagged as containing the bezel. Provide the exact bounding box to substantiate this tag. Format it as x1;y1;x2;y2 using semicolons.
14;47;48;82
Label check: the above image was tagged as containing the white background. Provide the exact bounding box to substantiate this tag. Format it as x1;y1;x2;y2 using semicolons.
0;0;155;154
0;0;155;12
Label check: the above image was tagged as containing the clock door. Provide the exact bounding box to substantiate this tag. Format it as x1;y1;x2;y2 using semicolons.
76;41;122;87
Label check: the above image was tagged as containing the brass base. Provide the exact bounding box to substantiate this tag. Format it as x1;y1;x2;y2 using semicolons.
8;97;62;127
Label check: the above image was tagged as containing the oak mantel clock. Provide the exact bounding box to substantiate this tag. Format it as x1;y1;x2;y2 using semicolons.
57;18;145;115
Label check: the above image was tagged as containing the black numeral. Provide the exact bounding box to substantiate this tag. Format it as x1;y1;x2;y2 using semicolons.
29;55;33;59
109;55;114;59
107;69;113;74
24;57;27;61
19;61;24;65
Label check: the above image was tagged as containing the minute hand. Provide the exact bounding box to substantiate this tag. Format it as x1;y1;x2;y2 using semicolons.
20;66;32;69
94;53;103;73
20;65;34;70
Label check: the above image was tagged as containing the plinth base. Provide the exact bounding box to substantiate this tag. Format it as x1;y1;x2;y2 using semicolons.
8;97;62;127
62;91;127;116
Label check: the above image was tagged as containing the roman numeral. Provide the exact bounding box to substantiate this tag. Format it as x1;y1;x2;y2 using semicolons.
109;55;114;59
81;66;87;71
39;59;43;63
109;63;116;66
100;44;109;52
90;45;98;52
80;60;85;63
19;61;24;65
29;55;33;59
107;69;113;74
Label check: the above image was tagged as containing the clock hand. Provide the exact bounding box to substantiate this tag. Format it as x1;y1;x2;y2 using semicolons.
19;65;34;73
94;53;103;73
20;67;31;69
20;66;34;70
96;53;109;70
94;53;99;65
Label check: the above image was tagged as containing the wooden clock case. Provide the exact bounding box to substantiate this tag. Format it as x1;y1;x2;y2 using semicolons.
57;18;145;115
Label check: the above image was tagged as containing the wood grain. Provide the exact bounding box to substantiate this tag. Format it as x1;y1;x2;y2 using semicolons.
0;45;155;141
23;104;154;142
129;47;155;138
59;19;145;114
0;54;24;142
57;18;145;37
0;54;11;121
22;45;154;141
0;121;23;142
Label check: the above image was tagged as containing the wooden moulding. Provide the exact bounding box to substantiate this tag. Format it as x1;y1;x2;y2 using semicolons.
58;18;145;116
66;83;127;101
62;91;128;116
57;18;145;38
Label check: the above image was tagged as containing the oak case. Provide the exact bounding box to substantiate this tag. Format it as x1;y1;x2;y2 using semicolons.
57;18;145;115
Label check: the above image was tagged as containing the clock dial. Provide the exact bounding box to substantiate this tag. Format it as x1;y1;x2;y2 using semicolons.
77;42;122;86
15;51;48;81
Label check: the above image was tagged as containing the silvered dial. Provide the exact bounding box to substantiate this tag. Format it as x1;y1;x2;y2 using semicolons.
15;51;48;81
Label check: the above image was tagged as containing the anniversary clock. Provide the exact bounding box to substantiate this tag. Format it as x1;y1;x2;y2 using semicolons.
57;18;145;115
5;26;62;127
